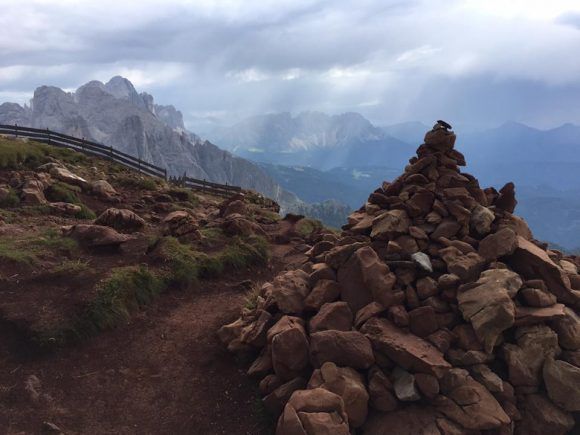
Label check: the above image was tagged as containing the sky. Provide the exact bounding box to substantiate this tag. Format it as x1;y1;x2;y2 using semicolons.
1;0;580;132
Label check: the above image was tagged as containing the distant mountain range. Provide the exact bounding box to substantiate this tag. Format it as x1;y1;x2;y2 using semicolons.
0;77;299;208
211;113;580;249
207;112;416;170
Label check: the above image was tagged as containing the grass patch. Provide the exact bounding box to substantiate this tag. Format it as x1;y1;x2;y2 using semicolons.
199;227;225;247
0;186;20;208
49;259;90;276
295;217;323;237
0;238;38;265
153;235;269;286
257;209;281;224
114;174;160;191
45;181;82;204
167;187;199;205
244;282;263;310
68;266;165;339
74;204;97;220
0;137;88;169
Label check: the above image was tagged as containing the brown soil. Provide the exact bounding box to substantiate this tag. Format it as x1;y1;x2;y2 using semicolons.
0;255;294;434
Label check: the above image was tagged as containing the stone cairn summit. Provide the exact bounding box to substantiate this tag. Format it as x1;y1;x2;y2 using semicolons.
220;121;580;434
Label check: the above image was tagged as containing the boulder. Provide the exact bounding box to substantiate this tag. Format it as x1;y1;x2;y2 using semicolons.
271;270;311;314
95;208;145;233
162;210;200;240
220;199;247;217
310;330;374;369
48;165;90;190
502;325;559;387
439;247;485;283
508;236;577;305
469;364;503;393
551;307;580;350
370;209;411;240
361;317;451;377
435;368;511;430
263;377;307;417
367;367;397;412
62;224;131;248
270;316;310;381
516;394;574;435
392;367;421;402
276;388;350;435
519;285;557;307
308;362;369;428
222;215;266;237
542;357;580;411
337;247;396;313
309;302;353;333
416;276;438;299
21;179;47;204
304;280;341;311
478;228;517;261
48;202;81;215
457;269;522;352
514;303;566;326
324;242;366;269
414;373;440;399
470;205;495;236
408;306;438;337
91;180;117;199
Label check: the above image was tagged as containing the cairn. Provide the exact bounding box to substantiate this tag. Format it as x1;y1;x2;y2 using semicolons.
220;121;580;434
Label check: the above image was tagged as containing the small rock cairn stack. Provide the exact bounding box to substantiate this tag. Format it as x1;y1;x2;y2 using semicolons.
220;122;580;434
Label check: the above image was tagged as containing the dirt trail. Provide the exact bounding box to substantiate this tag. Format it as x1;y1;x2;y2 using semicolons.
0;251;298;434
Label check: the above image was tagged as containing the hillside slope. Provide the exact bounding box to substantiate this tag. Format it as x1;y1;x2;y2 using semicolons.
0;135;332;433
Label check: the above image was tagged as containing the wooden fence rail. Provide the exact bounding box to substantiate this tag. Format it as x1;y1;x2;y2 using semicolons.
0;124;250;199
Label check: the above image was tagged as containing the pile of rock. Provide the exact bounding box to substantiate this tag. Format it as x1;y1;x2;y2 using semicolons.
220;122;580;434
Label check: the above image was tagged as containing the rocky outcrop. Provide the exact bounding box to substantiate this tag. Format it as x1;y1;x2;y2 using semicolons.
219;122;580;434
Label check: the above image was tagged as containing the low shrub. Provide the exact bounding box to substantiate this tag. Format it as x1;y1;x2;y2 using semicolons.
74;204;97;220
45;181;81;204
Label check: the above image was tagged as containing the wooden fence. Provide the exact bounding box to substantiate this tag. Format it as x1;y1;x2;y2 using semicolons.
0;124;249;199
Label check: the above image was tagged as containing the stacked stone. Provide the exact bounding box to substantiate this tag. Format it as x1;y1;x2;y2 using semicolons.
219;122;580;435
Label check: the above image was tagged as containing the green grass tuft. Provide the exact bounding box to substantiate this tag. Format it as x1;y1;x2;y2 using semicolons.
295;217;323;237
0;137;88;169
114;174;160;191
70;266;165;338
74;204;97;220
45;181;81;204
49;259;90;276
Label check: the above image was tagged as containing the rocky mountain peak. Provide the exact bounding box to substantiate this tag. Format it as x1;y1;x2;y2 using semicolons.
220;122;580;434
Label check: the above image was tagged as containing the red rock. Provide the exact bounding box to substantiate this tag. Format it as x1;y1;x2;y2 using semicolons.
370;209;411;240
309;302;353;333
502;325;559;387
163;210;200;239
268;270;311;314
457;269;522;352
263;377;307;417
508;236;577;305
310;330;374;369
409;306;438;337
496;182;517;213
440;247;485;283
308;362;369;428
414;373;440;399
516;394;574;435
220;199;247;217
304;279;341;311
387;305;409;327
405;191;435;217
94;208;146;233
62;224;131;247
269;316;310;381
416;276;439;299
435;368;511;430
543;357;580;412
427;329;455;353
452;324;483;351
431;219;461;240
519;286;557;307
367;367;397;412
514;303;566;326
354;302;386;329
276;388;350;435
324;242;367;269
470;205;495;236
361;317;451;377
337;247;396;313
308;263;336;286
259;374;282;395
424;128;456;150
551;307;580;350
478;228;517;261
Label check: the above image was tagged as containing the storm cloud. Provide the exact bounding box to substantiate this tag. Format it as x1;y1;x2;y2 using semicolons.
1;0;580;132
